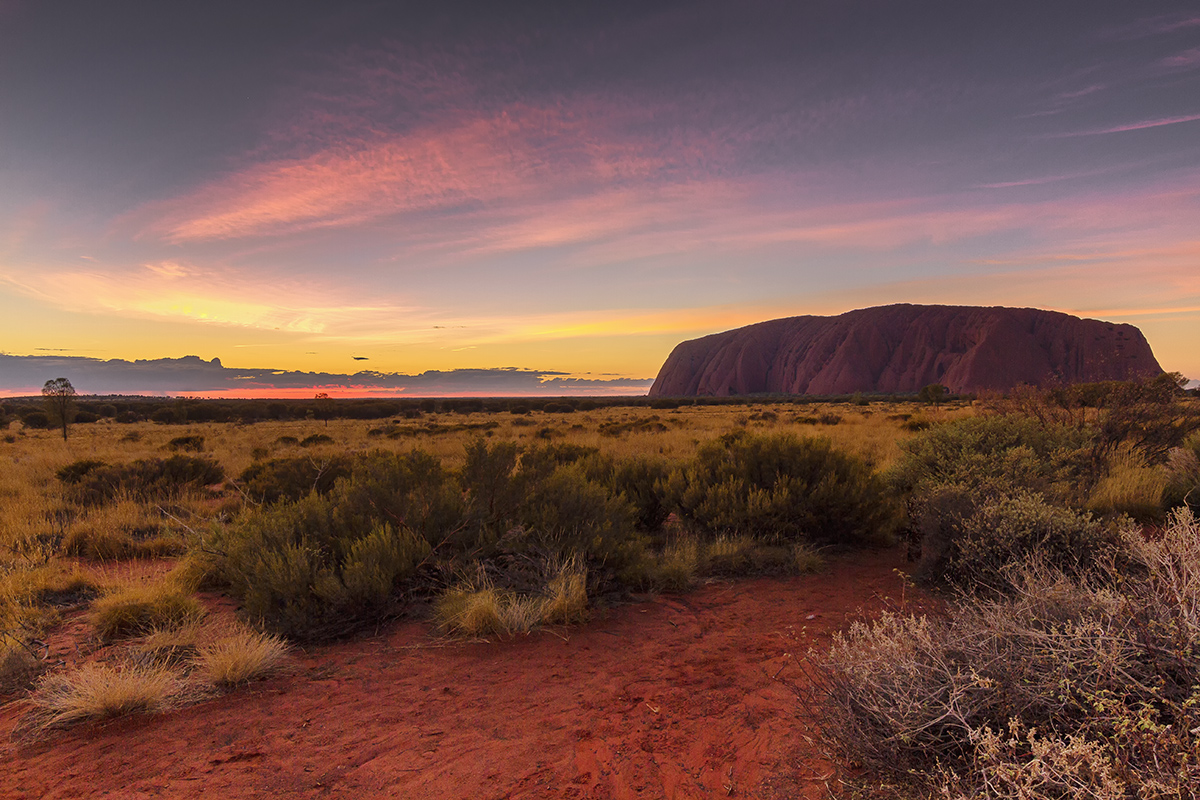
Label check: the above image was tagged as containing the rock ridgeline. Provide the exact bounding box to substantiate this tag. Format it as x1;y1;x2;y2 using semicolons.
648;304;1163;397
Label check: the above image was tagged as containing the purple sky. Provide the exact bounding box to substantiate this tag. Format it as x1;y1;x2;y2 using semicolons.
1;1;1198;395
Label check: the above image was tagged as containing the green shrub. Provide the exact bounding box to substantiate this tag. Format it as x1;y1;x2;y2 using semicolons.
578;453;672;532
217;450;459;638
944;493;1119;593
62;455;225;505
219;499;430;639
237;455;353;504
668;431;898;546
516;464;645;578
889;414;1092;505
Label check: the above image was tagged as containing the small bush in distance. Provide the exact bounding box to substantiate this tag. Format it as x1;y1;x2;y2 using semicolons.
165;435;205;452
888;414;1092;506
299;433;334;447
62;455;225;506
237;454;353;504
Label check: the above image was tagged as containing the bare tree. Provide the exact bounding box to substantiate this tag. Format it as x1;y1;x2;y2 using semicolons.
42;378;77;442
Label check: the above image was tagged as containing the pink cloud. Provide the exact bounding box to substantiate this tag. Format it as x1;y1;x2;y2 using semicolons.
1161;47;1200;69
139;100;671;243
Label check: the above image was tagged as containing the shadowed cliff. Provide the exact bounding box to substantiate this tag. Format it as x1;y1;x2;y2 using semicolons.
649;304;1163;397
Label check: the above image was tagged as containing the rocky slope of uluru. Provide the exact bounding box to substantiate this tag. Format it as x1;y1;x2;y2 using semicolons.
649;304;1162;396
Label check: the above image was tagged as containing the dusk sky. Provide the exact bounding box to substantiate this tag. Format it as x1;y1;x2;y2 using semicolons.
2;1;1198;395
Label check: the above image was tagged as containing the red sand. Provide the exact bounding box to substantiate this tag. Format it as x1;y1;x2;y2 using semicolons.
1;549;915;799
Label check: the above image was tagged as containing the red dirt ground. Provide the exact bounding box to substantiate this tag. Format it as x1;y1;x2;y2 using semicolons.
1;548;917;800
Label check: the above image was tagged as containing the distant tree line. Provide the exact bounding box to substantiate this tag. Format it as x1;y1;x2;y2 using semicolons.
0;375;1192;433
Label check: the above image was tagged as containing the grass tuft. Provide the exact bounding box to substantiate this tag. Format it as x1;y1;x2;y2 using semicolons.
23;661;194;733
91;581;204;641
195;627;291;687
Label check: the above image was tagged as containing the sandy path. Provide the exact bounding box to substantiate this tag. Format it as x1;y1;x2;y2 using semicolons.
1;548;912;799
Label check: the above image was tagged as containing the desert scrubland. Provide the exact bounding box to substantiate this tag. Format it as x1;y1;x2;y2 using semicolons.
2;381;1200;798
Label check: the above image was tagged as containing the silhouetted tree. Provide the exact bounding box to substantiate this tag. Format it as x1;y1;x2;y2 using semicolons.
314;392;334;427
42;377;78;441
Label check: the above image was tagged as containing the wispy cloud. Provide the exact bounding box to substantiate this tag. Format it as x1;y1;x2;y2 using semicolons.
1161;47;1200;69
137;100;670;243
1048;112;1200;137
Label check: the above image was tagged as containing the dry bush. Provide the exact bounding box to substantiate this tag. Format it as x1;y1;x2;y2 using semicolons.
91;580;204;641
809;509;1200;799
22;661;198;734
195;627;291;687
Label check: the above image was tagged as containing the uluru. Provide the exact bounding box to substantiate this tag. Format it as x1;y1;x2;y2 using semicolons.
648;304;1163;397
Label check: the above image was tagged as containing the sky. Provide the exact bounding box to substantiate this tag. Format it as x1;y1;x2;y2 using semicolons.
1;0;1198;396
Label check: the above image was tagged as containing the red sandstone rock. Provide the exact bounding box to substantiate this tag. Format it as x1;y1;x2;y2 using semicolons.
648;304;1163;396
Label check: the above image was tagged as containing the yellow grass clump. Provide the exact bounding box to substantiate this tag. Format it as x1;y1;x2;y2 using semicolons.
23;661;195;733
540;558;589;625
195;627;291;687
1088;445;1168;520
91;580;204;641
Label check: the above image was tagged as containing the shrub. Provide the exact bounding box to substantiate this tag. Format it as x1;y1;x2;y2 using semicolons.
62;455;225;506
217;495;433;639
516;463;643;578
91;581;204;641
1163;433;1200;512
540;557;588;625
919;491;1119;592
668;431;899;547
165;435;205;452
890;415;1093;501
299;433;334;447
237;455;353;504
1086;455;1168;521
56;459;108;485
435;558;589;636
62;501;184;561
1;649;41;696
435;582;512;637
809;509;1200;799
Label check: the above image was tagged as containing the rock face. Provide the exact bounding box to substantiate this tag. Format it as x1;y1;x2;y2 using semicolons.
649;304;1163;396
